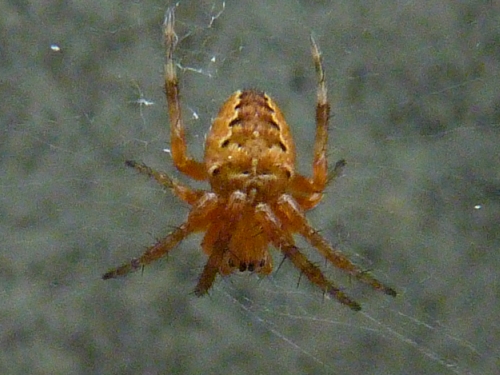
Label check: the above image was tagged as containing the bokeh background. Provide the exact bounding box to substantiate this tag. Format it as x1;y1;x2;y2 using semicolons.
1;1;498;374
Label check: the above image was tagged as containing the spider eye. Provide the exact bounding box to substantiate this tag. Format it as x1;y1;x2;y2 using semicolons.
247;262;255;272
238;262;247;272
210;166;221;176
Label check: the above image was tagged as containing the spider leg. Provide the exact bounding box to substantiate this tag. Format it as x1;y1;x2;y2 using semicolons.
289;35;335;210
125;160;204;205
289;159;345;210
193;237;225;297
277;194;397;297
310;34;329;192
103;192;218;279
102;224;193;279
194;191;247;296
255;202;361;311
164;7;207;181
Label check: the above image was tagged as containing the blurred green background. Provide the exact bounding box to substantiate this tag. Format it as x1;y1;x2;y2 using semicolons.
1;1;498;374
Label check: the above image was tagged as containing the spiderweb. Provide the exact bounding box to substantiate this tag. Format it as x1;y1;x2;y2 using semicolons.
1;0;498;374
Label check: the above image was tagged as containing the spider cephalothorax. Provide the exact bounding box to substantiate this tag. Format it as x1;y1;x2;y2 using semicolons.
103;7;396;311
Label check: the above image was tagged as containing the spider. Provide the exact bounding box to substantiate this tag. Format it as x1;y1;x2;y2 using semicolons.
103;7;397;311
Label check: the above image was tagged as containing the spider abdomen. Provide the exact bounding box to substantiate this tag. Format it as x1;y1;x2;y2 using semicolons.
205;90;296;199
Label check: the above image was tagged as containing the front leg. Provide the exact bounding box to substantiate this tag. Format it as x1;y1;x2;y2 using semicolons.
276;194;397;297
254;202;361;311
195;191;247;295
103;192;218;279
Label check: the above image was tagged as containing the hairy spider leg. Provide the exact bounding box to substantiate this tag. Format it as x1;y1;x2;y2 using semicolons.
255;202;361;311
288;35;333;210
310;34;329;192
276;194;397;297
164;7;207;181
102;192;218;279
194;191;247;296
125;160;204;205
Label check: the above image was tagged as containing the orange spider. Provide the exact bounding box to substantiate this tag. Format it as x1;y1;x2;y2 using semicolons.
103;7;396;311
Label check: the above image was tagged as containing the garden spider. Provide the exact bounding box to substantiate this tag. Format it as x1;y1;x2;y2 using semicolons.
103;7;397;311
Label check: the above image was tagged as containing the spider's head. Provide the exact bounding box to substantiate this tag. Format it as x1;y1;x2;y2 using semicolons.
219;247;273;276
216;217;274;277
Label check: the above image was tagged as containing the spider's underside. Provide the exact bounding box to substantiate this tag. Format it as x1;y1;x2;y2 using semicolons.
103;7;396;311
